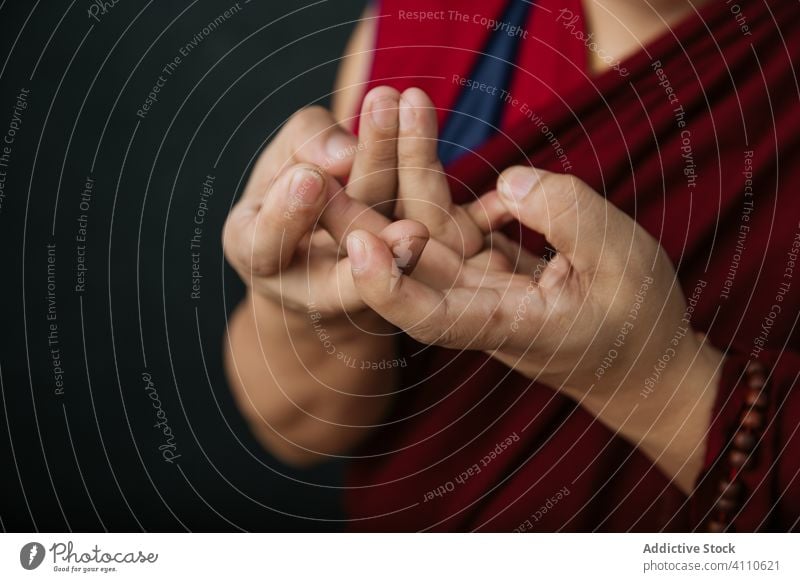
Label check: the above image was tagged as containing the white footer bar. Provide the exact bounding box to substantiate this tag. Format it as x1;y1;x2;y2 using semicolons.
1;533;796;581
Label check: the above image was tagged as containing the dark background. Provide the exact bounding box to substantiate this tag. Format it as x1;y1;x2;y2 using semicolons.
0;0;366;532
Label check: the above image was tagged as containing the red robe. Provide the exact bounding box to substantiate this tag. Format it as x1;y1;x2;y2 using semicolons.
345;0;800;531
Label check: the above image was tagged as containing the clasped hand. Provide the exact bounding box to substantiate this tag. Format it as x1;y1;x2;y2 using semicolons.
224;86;714;403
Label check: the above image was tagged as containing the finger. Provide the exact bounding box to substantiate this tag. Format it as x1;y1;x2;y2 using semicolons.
224;164;327;278
317;220;429;314
397;88;487;257
465;246;514;274
243;106;358;202
320;185;392;249
396;89;455;230
465;189;514;234
497;166;631;272
376;219;429;276
485;231;544;277
347;86;400;213
347;229;510;349
321;188;467;289
409;237;470;289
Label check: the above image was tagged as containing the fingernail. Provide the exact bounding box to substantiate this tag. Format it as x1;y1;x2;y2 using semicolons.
289;167;324;204
326;131;356;162
500;167;539;200
371;97;398;130
347;235;367;271
399;97;415;130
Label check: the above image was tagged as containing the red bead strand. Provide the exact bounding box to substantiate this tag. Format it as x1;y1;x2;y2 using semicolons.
706;361;768;532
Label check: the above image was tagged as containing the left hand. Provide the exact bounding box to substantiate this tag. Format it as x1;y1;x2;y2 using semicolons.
347;165;724;492
348;165;700;393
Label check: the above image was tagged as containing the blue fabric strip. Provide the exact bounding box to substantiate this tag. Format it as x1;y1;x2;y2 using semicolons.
438;0;533;165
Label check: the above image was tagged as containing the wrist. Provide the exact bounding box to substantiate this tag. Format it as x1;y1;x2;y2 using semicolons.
638;334;723;429
249;289;394;344
638;336;724;492
575;333;724;494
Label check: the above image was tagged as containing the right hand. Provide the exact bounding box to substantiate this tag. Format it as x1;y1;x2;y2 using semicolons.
222;86;513;318
223;86;428;316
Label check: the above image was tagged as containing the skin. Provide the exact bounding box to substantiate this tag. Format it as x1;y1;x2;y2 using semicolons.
223;72;509;465
583;1;712;75
223;1;722;494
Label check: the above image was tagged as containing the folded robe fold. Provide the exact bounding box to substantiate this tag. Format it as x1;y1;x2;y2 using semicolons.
345;0;800;531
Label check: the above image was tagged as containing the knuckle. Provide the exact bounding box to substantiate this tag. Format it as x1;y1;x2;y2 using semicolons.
251;259;280;279
287;105;328;135
486;301;506;329
364;141;398;165
282;195;320;223
242;245;278;278
266;184;320;228
221;216;238;254
222;207;252;267
409;319;449;346
420;205;454;234
539;176;581;224
398;141;439;168
410;302;463;348
437;325;466;348
259;203;287;231
223;238;242;272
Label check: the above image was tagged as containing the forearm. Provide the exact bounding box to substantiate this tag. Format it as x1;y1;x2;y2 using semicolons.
568;339;724;495
225;292;397;466
332;4;376;127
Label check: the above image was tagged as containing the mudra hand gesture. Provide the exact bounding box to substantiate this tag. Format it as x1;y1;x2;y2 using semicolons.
224;86;722;491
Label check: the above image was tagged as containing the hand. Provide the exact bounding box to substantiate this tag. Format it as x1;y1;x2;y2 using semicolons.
341;85;514;273
220;86;516;464
345;165;724;492
223;86;511;316
222;87;429;316
391;87;512;258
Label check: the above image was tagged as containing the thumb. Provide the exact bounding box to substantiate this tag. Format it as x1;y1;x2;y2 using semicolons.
497;166;633;272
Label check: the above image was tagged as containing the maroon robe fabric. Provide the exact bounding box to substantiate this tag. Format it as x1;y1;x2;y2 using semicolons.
345;0;800;531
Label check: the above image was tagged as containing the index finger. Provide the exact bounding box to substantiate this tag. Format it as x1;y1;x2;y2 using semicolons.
242;106;359;203
347;229;515;350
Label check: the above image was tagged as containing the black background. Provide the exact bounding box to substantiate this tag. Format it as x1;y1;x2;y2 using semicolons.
0;0;366;532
